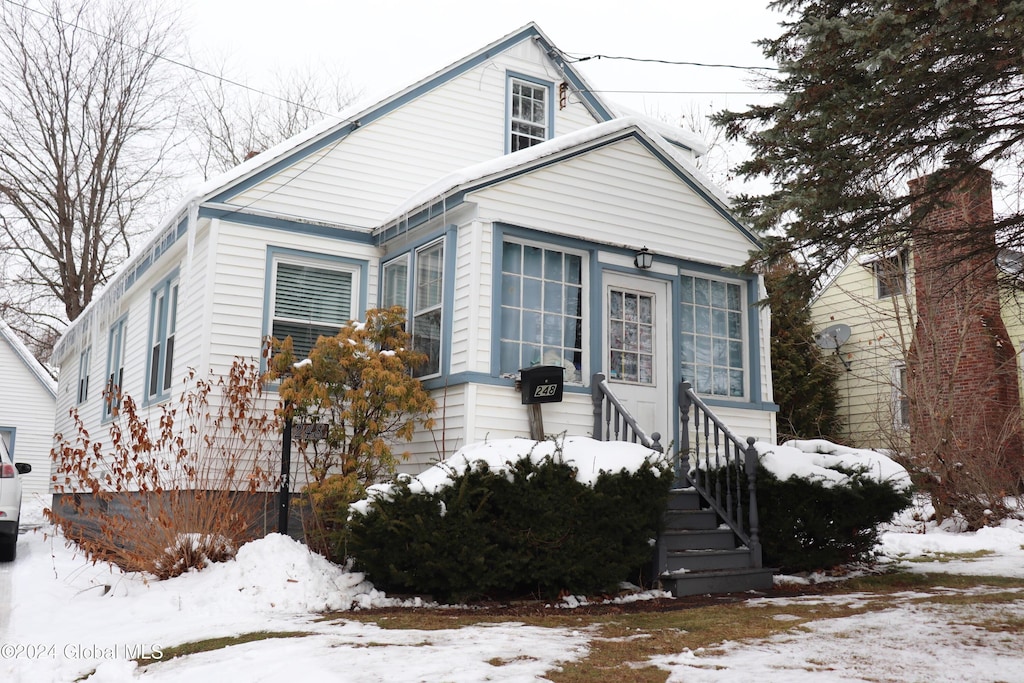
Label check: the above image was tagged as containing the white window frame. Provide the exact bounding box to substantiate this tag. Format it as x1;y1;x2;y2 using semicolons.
103;316;128;421
873;250;908;299
498;239;587;383
146;276;179;402
608;287;656;386
269;253;361;362
506;74;553;153
77;346;91;404
679;273;748;399
381;254;410;311
411;240;444;379
892;361;910;429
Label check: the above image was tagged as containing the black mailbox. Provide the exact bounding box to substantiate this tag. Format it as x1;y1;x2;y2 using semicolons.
520;365;564;404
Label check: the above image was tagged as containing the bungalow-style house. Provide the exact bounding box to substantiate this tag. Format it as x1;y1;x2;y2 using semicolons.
0;318;56;498
50;24;777;593
809;169;1024;456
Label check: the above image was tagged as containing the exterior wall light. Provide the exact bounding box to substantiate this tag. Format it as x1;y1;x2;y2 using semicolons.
634;247;653;270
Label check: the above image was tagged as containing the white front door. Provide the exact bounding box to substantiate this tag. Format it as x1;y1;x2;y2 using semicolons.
602;272;673;444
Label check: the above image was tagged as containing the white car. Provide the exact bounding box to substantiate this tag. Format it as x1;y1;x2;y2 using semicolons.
0;439;31;561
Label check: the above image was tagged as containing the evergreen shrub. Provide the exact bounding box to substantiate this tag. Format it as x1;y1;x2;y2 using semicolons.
753;464;912;572
347;453;674;602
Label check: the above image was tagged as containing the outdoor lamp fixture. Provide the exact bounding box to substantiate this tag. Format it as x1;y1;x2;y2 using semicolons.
634;247;653;270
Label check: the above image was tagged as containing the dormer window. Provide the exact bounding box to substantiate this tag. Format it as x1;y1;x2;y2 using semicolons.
507;74;552;153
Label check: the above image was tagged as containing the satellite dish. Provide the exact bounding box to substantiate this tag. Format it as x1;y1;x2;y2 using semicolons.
815;323;852;371
815;323;851;350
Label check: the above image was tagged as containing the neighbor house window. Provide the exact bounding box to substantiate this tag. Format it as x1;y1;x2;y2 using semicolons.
680;275;746;398
147;276;178;400
893;362;910;429
874;251;908;299
270;256;357;361
77;347;91;404
508;75;551;152
103;317;128;419
499;241;584;381
412;241;444;377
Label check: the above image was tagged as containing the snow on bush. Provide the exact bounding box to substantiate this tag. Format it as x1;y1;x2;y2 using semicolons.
758;438;912;490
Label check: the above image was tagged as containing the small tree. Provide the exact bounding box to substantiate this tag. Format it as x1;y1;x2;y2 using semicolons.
265;306;436;486
764;258;843;442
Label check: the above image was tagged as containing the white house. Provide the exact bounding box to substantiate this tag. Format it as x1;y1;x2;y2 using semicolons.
0;318;56;497
50;23;777;484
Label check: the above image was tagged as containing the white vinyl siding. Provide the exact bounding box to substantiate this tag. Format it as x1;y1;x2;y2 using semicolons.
271;260;355;360
680;275;745;398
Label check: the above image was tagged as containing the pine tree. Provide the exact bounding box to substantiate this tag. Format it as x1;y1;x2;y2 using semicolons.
716;1;1024;281
763;258;843;442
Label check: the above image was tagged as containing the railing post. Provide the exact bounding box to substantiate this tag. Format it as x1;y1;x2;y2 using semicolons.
591;373;606;441
678;381;692;484
744;436;762;568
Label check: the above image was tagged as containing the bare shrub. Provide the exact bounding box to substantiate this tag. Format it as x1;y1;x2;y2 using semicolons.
47;358;281;578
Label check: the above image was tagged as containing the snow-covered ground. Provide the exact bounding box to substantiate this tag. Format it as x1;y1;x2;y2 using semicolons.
2;438;1023;682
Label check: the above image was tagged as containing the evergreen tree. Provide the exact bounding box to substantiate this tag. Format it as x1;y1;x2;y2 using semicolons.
764;258;843;442
716;1;1024;280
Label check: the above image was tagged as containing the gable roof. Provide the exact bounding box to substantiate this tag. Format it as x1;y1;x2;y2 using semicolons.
377;116;758;247
0;318;57;398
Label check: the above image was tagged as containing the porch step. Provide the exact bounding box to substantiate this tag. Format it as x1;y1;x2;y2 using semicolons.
666;488;701;510
664;509;719;530
665;548;754;572
660;528;737;551
661;567;775;597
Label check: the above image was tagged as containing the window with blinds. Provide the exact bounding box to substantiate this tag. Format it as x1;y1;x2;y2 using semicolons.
272;262;353;359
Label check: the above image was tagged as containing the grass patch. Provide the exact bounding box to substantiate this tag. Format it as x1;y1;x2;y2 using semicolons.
328;572;1024;683
137;631;314;666
902;550;995;563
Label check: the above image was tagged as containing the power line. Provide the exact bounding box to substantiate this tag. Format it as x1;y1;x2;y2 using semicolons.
558;49;779;72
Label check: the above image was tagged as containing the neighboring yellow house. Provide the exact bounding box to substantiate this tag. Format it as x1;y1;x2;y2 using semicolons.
810;247;1024;452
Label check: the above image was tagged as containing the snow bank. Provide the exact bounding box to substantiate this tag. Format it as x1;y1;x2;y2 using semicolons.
352;436;666;515
755;438;911;490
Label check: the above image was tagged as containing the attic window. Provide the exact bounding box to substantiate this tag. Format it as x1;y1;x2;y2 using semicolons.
873;250;908;299
508;75;551;152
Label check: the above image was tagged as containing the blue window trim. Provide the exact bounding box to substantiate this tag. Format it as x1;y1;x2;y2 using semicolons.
262;246;369;369
378;226;456;385
144;268;180;406
505;71;555;154
101;314;129;423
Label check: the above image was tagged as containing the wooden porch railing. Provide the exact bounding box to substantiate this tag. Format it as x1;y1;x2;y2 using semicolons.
590;373;663;452
678;380;762;568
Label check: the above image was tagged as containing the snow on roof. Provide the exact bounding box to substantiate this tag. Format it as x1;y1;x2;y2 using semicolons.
0;318;57;397
380;116;733;228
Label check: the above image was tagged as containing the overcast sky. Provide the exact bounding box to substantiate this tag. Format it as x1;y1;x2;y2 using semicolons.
184;0;787;125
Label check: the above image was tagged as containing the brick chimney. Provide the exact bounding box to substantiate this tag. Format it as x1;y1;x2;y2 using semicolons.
907;168;1024;502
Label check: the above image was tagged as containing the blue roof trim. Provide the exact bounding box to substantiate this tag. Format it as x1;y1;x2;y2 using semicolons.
199;206;375;244
120;216;188;293
211;25;605;205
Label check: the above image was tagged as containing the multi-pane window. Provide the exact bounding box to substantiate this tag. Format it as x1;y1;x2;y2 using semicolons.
381;256;409;310
412;242;444;377
500;242;583;381
874;251;908;298
509;78;548;152
77;347;91;404
272;260;353;360
104;317;128;419
148;278;178;399
680;275;745;398
609;289;654;384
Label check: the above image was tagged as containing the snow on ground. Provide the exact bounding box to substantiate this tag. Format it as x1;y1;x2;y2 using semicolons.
2;437;1023;682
